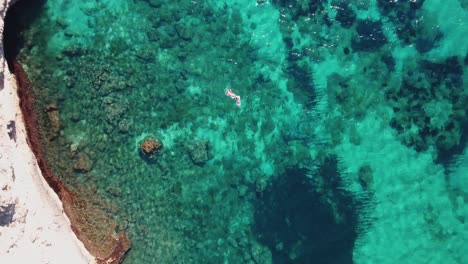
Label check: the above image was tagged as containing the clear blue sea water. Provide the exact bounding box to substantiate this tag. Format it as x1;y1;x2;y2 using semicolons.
12;0;468;263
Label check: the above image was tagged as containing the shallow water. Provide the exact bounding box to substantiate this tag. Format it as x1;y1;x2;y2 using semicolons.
12;0;468;263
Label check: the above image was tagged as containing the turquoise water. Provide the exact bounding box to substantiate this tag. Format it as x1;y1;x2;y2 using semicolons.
11;0;468;263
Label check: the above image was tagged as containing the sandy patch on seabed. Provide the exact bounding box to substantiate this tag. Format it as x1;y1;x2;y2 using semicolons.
0;0;94;263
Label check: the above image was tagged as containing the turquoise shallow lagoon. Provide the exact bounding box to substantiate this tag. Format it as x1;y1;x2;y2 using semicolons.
9;0;468;263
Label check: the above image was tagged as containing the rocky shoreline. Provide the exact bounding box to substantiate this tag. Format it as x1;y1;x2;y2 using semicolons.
1;0;130;263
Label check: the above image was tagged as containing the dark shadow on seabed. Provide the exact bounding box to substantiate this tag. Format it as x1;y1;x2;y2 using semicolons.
254;156;370;264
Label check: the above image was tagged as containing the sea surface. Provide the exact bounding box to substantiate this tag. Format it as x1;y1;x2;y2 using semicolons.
10;0;468;263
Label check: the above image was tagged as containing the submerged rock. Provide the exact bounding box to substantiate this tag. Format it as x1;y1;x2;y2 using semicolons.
358;164;373;189
46;103;61;140
148;0;163;8
187;140;210;165
139;136;163;162
351;19;387;52
73;152;93;172
62;44;85;57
